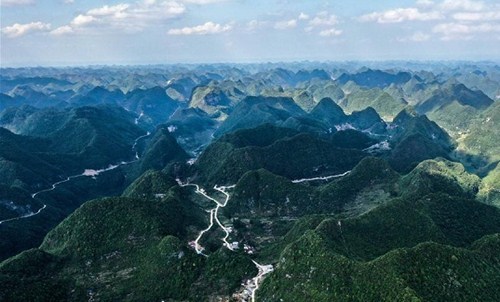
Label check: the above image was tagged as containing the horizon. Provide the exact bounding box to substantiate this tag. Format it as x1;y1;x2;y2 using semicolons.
2;59;499;69
2;0;500;66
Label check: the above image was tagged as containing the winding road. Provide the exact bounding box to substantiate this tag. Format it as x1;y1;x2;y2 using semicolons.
176;181;236;254
0;132;151;226
177;179;274;301
134;112;144;125
249;261;274;302
291;170;351;183
178;169;353;301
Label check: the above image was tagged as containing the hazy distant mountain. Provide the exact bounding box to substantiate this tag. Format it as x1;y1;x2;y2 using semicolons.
311;82;345;103
0;77;72;94
189;86;233;115
417;82;493;114
340;85;408;119
309;97;347;125
337;69;412;88
0;93;24;112
124;86;180;125
68;86;125;107
5;86;65;108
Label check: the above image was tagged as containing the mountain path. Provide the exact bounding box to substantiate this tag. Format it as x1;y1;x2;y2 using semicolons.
176;180;273;302
291;170;351;183
0;132;151;225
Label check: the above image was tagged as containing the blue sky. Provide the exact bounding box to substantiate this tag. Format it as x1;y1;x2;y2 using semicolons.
1;0;499;66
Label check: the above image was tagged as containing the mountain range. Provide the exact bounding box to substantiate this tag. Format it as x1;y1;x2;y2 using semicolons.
0;62;499;301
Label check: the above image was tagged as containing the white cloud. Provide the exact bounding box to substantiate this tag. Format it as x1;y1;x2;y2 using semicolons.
433;22;500;40
51;1;186;36
87;4;129;17
127;1;186;19
318;28;342;37
167;21;232;35
274;19;297;30
1;0;34;7
416;0;434;8
440;0;485;12
309;12;339;27
303;12;343;34
452;11;500;21
356;0;499;42
63;0;74;4
50;25;74;35
181;0;227;3
2;21;51;37
71;14;96;26
298;12;310;20
359;8;443;23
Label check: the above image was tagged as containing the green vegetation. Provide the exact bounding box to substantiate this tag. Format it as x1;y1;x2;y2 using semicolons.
340;86;407;119
196;128;366;185
227;168;316;217
309;97;346;126
124;86;180;125
417;83;493;114
479;163;500;207
319;157;399;213
0;127;64;189
0;249;76;302
0;105;145;188
328;129;377;149
427;100;480;133
138;126;188;174
0;185;41;221
1;64;499;301
122;170;178;199
165;108;218;154
252;153;500;301
400;158;481;199
388;108;454;172
219;124;299;148
461;102;500;165
189;86;233;116
1;177;256;301
259;234;500;302
214;96;305;137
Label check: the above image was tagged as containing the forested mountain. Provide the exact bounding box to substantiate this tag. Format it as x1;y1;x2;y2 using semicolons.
1;63;499;301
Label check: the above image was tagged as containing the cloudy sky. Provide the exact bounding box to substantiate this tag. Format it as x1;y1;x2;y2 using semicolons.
1;0;499;66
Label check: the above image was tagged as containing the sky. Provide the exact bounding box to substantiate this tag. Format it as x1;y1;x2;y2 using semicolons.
1;0;499;66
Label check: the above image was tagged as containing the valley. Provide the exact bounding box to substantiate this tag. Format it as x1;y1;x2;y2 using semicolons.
0;62;499;301
0;130;150;226
178;179;275;301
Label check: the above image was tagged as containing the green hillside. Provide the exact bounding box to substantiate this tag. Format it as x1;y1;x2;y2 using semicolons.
1;63;499;302
195;130;366;185
259;233;500;302
1;184;256;301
